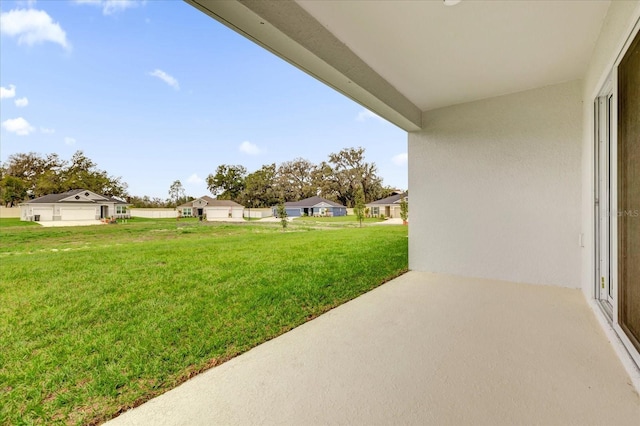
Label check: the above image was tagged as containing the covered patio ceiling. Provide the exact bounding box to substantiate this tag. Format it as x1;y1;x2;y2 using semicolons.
186;0;611;131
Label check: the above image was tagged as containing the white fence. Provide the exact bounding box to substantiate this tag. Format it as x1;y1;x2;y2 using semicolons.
0;207;21;218
243;208;273;219
129;208;178;219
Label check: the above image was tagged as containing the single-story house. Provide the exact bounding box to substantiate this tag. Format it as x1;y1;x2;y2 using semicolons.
366;192;408;218
188;0;640;402
273;196;347;218
178;196;244;219
19;189;129;222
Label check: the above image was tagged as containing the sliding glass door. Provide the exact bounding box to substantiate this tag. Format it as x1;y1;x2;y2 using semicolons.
617;29;640;354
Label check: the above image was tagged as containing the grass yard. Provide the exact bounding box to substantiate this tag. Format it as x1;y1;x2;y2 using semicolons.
0;218;408;425
0;218;39;228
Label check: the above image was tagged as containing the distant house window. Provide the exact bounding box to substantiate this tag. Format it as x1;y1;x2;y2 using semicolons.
116;206;127;215
372;206;379;216
183;207;192;217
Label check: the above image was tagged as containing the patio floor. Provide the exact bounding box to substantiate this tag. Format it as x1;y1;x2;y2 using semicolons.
106;271;640;425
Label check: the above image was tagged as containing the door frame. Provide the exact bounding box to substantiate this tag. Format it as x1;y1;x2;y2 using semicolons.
593;20;640;368
594;81;615;315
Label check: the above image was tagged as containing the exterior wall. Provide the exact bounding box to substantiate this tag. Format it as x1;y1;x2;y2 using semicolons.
580;0;640;298
0;207;21;218
409;80;583;288
130;208;178;219
332;207;347;217
285;208;302;217
367;204;401;218
179;207;193;217
34;207;55;221
206;207;230;218
22;204;56;221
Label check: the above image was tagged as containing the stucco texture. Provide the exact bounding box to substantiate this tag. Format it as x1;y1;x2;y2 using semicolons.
409;81;583;287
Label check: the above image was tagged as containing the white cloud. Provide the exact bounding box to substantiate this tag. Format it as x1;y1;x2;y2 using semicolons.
1;84;16;99
187;173;203;184
40;127;55;134
239;141;262;156
15;97;29;107
392;152;408;166
64;136;76;145
148;69;179;90
74;0;141;15
356;109;384;122
0;8;70;50
2;117;35;136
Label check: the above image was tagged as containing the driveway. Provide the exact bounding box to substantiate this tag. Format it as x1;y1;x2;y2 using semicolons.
37;220;105;227
373;217;404;225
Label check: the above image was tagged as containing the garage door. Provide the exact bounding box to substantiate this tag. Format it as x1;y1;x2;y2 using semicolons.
61;208;96;220
206;208;228;218
231;209;243;218
32;208;53;221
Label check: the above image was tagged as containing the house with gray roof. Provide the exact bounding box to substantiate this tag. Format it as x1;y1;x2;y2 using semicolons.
366;192;408;219
273;196;346;218
177;196;244;220
19;189;129;222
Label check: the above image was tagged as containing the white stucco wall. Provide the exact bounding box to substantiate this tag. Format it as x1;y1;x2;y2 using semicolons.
409;81;582;287
580;1;640;297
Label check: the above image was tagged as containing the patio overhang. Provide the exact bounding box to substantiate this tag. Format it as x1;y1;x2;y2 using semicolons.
186;0;611;131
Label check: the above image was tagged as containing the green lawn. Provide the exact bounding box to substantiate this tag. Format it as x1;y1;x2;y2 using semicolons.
0;218;407;425
0;217;39;228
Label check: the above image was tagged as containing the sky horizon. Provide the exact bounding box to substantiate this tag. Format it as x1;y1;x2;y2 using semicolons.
0;0;407;199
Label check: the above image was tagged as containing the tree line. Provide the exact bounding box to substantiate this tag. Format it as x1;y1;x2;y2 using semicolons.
0;147;397;208
204;147;394;208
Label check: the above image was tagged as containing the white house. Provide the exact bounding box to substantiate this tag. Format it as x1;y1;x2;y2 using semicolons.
178;196;244;220
20;189;129;222
187;0;640;391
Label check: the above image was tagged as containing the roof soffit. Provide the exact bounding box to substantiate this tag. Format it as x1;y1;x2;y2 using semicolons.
187;0;610;121
296;0;610;111
185;0;422;131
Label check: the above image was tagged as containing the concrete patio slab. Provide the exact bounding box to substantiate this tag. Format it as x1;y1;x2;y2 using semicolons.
106;272;640;426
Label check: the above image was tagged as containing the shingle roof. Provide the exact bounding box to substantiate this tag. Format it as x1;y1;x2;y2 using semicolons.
284;196;345;208
366;192;408;206
106;196;129;205
178;196;244;208
26;189;119;204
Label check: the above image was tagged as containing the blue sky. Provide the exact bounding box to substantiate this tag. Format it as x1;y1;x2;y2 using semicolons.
0;0;407;198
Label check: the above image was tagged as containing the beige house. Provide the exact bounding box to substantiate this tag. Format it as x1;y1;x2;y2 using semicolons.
178;196;244;220
366;192;407;219
19;189;129;222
